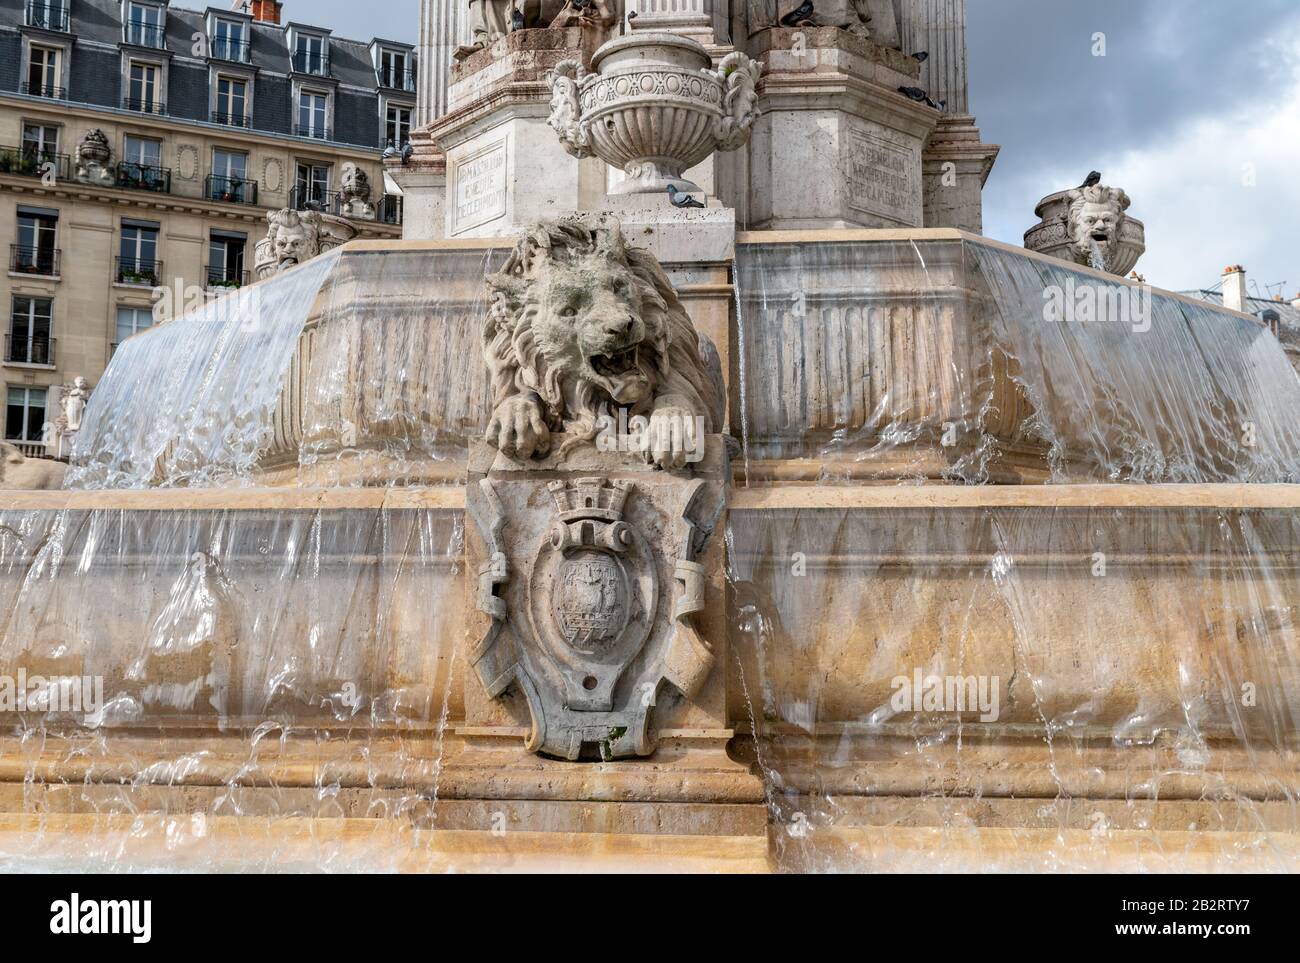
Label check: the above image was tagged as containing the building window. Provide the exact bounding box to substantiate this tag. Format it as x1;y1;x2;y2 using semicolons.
8;297;54;367
126;61;163;113
215;76;249;127
385;104;412;149
117;136;169;193
294;33;328;75
212;19;250;62
6;387;47;442
125;2;165;48
378;49;412;91
13;209;59;277
21;123;59;159
293;163;333;212
114;306;153;355
118;223;160;286
208;149;255;204
25;45;63;98
208;232;247;289
26;2;70;32
297;90;329;140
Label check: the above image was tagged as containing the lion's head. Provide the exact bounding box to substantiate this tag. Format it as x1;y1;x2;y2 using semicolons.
483;215;724;457
1067;184;1130;269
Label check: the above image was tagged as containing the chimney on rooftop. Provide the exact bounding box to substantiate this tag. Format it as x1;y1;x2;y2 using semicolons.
1222;265;1248;313
249;0;282;24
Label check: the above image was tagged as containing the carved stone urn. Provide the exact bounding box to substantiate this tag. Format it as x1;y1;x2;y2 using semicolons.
1025;185;1146;277
546;33;761;195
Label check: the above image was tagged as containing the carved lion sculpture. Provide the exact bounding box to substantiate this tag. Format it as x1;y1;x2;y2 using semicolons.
1067;184;1131;272
0;444;65;490
483;215;725;469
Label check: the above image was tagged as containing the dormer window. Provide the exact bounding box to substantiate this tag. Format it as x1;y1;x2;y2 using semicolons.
123;1;166;49
377;48;414;92
292;32;329;76
25;1;70;32
211;18;251;63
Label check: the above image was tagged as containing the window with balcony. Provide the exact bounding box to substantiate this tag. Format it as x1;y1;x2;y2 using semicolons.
12;209;59;277
24;45;64;99
125;2;166;48
297;90;330;140
2;125;65;180
385;104;412;150
126;61;164;113
208;149;257;205
211;19;250;63
214;76;249;127
6;386;47;443
26;2;70;32
118;222;161;286
117;136;170;193
294;33;329;76
378;49;414;91
8;297;54;368
292;163;335;213
21;123;58;159
114;306;153;356
208;232;248;290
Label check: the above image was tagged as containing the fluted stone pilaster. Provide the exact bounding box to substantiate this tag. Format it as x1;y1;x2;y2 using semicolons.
898;0;968;113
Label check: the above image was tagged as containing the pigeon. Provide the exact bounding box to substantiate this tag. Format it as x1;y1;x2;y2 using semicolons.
898;86;943;110
667;185;705;209
382;140;398;160
1081;171;1102;188
780;1;815;27
401;142;414;164
911;51;929;63
511;8;526;31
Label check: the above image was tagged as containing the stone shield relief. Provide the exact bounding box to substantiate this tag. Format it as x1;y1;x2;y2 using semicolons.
468;447;724;761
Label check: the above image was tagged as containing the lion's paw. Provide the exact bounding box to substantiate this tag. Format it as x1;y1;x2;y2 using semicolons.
486;396;551;460
643;406;701;471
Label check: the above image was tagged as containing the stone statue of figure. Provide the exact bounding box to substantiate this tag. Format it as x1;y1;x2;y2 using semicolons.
61;376;90;433
464;0;605;56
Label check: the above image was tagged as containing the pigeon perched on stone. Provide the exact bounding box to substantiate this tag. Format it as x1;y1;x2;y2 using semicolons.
511;8;526;31
382;141;398;160
897;86;944;110
1080;170;1102;188
667;185;705;209
912;51;929;62
780;1;815;27
401;142;414;164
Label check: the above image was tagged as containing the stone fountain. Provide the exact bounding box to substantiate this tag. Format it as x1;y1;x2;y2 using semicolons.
1;3;1298;874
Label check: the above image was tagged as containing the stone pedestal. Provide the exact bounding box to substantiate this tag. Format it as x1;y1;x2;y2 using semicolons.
921;113;999;233
747;28;940;230
428;28;608;238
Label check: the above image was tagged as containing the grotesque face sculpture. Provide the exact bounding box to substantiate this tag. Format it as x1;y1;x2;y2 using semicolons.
340;163;370;202
267;210;321;271
1068;185;1130;269
482;215;724;468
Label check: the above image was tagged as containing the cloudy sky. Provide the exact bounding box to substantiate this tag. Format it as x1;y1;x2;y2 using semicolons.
310;0;1298;297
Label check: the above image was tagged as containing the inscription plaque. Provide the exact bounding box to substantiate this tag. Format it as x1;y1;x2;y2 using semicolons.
845;128;920;227
452;137;508;234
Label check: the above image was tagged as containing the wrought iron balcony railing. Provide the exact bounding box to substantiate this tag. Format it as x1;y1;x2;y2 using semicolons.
206;265;249;290
115;162;171;194
124;22;167;49
379;194;404;225
211;110;250;129
5;335;56;367
0;146;68;181
289;187;341;215
376;67;417;92
10;245;60;277
115;257;162;287
292;51;330;76
25;2;69;31
210;38;251;63
19;81;66;99
123;97;166;114
295;125;331;141
206;174;259;205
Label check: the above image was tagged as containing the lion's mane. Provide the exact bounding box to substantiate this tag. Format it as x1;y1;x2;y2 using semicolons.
483;215;725;444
